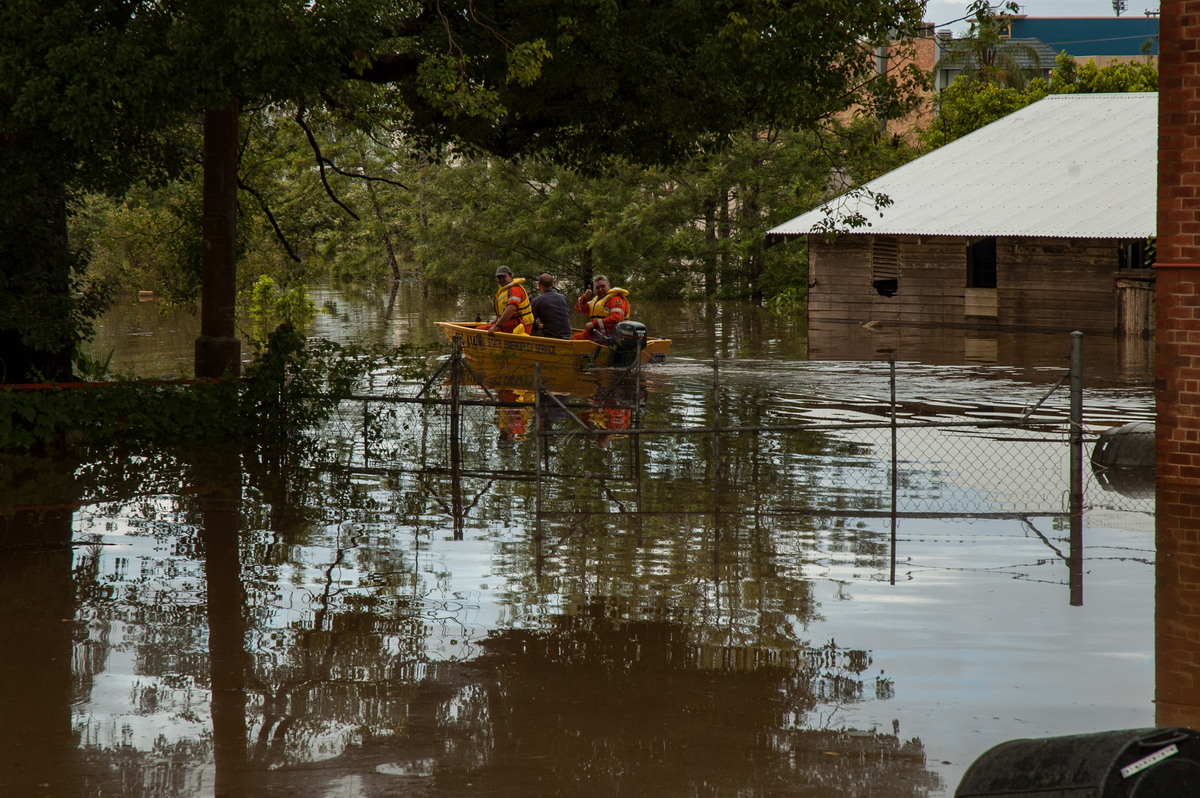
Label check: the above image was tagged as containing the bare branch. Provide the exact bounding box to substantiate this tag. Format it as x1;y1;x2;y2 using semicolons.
238;179;302;263
294;108;361;221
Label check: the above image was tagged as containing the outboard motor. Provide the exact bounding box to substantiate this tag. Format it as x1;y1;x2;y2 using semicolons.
611;320;648;367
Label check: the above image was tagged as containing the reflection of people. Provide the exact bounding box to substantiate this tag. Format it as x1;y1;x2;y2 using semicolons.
530;273;572;339
486;266;534;334
495;389;531;450
573;275;630;341
583;403;632;449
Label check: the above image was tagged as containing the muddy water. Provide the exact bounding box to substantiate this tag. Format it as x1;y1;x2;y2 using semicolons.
1;283;1160;796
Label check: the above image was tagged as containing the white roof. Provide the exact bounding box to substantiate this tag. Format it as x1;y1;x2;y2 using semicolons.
768;92;1156;240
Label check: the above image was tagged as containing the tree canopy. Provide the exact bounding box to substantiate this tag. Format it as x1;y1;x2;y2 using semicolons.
933;1;1045;91
922;52;1158;150
2;0;928;381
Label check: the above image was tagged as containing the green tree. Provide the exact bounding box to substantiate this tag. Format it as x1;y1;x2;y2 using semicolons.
0;0;379;382
934;1;1044;90
1048;52;1158;94
5;0;928;382
922;51;1158;149
922;79;1047;149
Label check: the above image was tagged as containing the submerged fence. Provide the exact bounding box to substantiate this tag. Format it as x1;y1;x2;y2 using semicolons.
317;333;1155;525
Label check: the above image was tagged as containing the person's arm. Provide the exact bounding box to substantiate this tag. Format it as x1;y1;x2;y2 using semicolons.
489;301;517;331
575;288;593;314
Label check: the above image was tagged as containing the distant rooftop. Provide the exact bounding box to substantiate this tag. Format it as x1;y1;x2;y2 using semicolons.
768;92;1156;241
939;37;1060;71
1008;16;1159;57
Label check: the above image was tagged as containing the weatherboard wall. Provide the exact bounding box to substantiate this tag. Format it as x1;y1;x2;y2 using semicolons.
807;234;1130;333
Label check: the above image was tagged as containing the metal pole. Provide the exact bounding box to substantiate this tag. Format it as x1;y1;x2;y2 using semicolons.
890;354;898;586
450;338;463;541
450;337;462;471
1069;331;1084;606
535;363;543;554
362;399;370;467
635;357;644;548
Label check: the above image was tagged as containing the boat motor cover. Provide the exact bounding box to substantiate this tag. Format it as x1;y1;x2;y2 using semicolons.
615;321;647;349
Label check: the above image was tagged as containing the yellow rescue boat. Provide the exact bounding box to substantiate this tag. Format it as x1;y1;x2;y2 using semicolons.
435;321;671;375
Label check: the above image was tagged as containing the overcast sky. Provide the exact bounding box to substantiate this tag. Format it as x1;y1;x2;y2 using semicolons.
924;0;1161;33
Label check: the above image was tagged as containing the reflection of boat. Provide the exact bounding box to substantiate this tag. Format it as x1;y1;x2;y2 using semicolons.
454;352;656;399
457;360;616;395
435;321;671;374
463;357;647;450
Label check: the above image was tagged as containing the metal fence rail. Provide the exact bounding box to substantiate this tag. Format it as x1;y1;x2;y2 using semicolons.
312;334;1154;524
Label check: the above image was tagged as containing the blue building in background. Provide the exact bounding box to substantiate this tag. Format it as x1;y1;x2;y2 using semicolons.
1007;16;1159;58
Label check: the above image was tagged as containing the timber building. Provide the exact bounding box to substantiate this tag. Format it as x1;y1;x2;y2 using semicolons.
768;93;1156;335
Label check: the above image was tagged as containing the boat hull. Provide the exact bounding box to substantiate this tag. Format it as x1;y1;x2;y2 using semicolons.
435;322;670;374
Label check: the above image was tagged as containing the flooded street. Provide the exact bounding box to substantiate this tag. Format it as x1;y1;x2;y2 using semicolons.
1;283;1159;796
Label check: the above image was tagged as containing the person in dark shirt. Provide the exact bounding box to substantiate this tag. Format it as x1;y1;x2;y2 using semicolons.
530;273;573;339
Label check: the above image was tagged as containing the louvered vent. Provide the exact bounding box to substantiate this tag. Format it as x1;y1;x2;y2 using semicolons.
872;236;899;280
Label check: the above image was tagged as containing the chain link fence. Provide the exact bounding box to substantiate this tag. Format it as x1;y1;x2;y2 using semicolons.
310;345;1155;523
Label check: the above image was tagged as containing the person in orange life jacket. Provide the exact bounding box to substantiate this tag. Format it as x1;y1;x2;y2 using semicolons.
572;274;630;341
486;265;534;334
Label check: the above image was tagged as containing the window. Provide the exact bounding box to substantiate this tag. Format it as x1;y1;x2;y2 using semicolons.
871;236;899;297
968;237;997;288
1118;238;1155;270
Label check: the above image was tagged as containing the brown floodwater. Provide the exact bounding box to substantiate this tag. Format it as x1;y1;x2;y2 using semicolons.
1;282;1162;796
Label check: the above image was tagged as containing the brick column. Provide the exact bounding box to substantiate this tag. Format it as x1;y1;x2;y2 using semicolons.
1157;488;1200;726
1156;0;1200;728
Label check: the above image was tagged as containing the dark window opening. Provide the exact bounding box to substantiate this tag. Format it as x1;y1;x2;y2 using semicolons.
968;238;997;288
1119;238;1155;270
871;236;900;298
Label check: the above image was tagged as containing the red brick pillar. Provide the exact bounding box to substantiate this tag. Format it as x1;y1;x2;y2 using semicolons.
1156;0;1200;728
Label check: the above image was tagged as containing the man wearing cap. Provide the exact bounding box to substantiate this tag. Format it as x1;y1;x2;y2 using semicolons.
530;273;573;339
486;266;534;335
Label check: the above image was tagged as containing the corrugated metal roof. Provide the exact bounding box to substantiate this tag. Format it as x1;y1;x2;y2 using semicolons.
940;37;1060;71
768;92;1156;240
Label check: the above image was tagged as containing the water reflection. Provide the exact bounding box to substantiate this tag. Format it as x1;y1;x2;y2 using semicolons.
807;320;1155;387
0;284;1162;796
0;456;80;795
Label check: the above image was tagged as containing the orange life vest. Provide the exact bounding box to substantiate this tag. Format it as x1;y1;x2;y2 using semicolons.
495;278;534;332
584;287;630;330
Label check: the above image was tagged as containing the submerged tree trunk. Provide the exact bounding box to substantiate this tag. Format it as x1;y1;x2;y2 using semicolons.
742;184;765;306
365;179;403;281
703;199;718;298
196;103;242;379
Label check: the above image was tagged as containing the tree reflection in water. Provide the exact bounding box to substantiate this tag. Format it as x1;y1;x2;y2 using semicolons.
0;428;944;796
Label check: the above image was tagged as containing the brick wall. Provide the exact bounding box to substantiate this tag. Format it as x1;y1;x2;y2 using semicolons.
1156;0;1200;729
1157;485;1200;727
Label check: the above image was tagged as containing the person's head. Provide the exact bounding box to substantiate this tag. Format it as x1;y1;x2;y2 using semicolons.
592;275;610;294
495;265;513;285
537;273;554;291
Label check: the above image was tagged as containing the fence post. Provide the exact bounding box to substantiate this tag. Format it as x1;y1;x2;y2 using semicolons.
362;399;370;467
535;363;543;561
890;354;898;586
450;337;462;473
1068;331;1084;605
450;337;463;540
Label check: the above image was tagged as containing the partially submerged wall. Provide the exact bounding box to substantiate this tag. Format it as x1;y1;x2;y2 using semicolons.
807;234;1130;332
